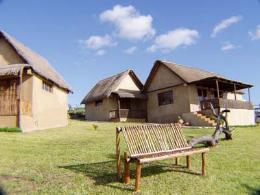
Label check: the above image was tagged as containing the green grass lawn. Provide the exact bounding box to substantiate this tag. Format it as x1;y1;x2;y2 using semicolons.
0;120;259;194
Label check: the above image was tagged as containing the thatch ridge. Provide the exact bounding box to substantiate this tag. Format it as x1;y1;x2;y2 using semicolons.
81;69;144;104
0;30;72;92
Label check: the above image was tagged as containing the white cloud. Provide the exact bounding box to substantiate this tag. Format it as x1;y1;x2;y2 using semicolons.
147;28;199;52
100;5;155;40
211;16;243;38
80;35;116;50
249;25;260;40
79;35;117;56
221;42;238;51
124;46;137;54
96;49;106;56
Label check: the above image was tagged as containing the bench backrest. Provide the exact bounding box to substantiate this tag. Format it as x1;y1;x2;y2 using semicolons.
119;123;191;157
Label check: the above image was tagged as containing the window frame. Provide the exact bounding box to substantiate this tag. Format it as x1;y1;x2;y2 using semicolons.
95;100;103;107
42;81;53;93
157;90;174;106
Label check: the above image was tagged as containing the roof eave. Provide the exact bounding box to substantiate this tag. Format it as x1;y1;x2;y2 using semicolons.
190;76;253;89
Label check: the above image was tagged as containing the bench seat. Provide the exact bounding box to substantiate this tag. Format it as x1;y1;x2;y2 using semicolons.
116;123;210;191
129;147;209;163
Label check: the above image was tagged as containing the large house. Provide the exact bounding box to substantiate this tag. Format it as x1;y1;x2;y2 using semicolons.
0;30;72;132
144;60;254;126
82;60;254;126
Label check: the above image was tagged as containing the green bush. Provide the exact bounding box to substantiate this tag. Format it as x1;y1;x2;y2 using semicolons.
0;127;22;132
68;107;85;120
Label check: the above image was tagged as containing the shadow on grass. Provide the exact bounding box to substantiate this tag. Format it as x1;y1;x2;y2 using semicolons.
0;186;6;195
59;160;201;191
242;184;260;195
59;161;117;185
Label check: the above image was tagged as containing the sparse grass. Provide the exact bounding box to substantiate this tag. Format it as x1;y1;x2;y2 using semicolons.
92;124;99;130
0;120;259;194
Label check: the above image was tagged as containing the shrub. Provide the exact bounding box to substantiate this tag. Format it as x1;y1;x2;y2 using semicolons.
0;127;22;132
68;107;85;120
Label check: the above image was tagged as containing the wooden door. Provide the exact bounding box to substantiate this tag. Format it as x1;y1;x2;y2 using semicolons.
0;79;18;116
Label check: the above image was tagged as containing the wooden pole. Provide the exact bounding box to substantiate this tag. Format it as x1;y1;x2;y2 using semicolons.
234;84;237;100
175;157;179;165
248;88;251;103
202;153;206;176
135;162;142;191
116;128;122;180
124;152;130;184
117;96;121;120
186;155;191;169
215;79;220;98
17;65;24;129
215;80;220;113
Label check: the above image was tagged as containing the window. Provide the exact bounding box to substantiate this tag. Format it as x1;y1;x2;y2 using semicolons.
203;89;207;97
198;88;208;97
214;90;223;98
95;100;103;106
197;88;202;97
158;91;173;106
42;81;53;93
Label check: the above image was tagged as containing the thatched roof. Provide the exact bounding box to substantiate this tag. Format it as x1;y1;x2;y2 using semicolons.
0;30;72;92
112;89;147;99
81;69;144;104
0;64;30;76
144;60;253;91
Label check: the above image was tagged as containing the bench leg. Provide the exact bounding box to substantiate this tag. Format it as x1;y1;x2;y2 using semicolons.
124;153;130;184
175;157;179;165
186;155;191;169
202;152;206;176
135;163;142;191
116;129;121;180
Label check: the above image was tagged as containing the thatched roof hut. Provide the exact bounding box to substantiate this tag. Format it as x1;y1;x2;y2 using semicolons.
81;69;147;122
0;30;71;131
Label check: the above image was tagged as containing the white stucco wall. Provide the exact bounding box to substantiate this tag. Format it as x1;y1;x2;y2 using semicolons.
21;75;69;132
146;65;190;123
147;85;190;123
85;97;118;121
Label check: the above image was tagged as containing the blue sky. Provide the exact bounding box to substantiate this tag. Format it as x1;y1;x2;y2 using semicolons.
0;0;260;106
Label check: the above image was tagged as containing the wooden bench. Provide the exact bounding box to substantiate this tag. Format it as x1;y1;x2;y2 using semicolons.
116;123;209;191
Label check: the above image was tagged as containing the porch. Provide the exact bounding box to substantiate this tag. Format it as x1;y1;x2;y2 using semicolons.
200;98;253;110
192;76;253;111
109;109;147;121
109;89;147;121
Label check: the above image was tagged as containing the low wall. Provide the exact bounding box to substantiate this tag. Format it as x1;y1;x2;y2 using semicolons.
225;108;255;126
201;108;255;126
